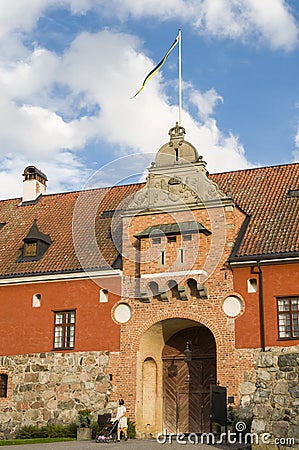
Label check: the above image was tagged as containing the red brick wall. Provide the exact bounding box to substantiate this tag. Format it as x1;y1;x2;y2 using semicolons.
109;205;256;420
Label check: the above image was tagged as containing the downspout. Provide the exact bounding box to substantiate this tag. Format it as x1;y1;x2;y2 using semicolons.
257;262;265;352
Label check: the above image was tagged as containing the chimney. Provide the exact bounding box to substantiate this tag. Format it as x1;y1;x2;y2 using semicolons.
22;166;47;203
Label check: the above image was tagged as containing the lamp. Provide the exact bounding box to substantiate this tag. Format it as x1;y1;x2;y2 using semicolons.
183;341;192;362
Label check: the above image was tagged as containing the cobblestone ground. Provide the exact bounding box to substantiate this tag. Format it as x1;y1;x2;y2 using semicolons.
3;438;247;450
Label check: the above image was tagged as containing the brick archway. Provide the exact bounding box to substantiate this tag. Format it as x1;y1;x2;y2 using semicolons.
129;308;224;354
112;301;245;438
131;316;218;437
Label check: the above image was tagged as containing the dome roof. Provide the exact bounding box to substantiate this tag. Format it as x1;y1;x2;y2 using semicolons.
155;123;199;167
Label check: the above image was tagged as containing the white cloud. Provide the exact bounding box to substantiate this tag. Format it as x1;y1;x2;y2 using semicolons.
0;1;296;198
293;128;299;162
0;0;297;51
0;26;253;199
0;151;90;200
243;0;298;51
188;87;223;122
89;0;298;50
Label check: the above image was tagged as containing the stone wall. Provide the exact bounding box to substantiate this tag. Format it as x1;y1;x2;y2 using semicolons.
0;351;116;439
251;348;299;449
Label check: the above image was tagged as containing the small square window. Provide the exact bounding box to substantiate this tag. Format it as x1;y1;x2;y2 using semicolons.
248;278;257;293
167;236;176;243
152;237;161;245
100;289;109;303
183;234;192;241
24;242;37;257
32;293;41;307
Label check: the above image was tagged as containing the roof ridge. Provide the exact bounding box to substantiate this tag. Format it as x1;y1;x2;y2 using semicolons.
36;181;145;198
0;182;145;203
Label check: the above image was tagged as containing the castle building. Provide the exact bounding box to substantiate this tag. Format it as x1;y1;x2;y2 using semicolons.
0;124;298;441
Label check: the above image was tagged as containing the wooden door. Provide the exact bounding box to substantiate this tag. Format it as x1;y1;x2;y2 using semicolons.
162;326;216;434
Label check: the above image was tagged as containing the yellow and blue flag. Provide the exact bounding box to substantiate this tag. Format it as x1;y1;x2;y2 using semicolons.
131;34;180;98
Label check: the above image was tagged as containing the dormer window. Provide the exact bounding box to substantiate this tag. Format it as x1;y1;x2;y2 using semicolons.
18;219;52;262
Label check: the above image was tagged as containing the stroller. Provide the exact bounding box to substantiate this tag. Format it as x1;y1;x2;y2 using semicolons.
96;413;118;443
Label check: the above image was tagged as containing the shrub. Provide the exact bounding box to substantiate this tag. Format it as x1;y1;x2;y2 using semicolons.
77;409;92;428
17;423;77;439
127;419;136;439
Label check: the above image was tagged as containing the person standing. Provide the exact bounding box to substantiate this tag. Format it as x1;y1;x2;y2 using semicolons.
116;398;128;441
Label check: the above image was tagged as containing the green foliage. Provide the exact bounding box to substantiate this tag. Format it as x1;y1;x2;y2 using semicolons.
17;426;45;439
16;423;77;440
77;409;92;428
127;419;136;439
227;406;253;437
227;406;237;426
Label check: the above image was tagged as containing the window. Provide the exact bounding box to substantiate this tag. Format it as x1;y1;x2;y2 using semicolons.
24;242;37;257
183;234;192;241
18;220;52;262
179;248;184;264
159;250;165;266
100;289;108;303
287;189;299;198
277;297;299;339
167;236;176;243
152;237;161;245
0;374;8;398
32;293;41;307
248;278;257;293
54;311;76;349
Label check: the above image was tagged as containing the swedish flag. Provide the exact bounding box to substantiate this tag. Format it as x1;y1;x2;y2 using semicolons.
131;34;180;98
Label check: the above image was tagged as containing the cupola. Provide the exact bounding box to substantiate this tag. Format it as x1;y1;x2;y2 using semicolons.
22;166;47;204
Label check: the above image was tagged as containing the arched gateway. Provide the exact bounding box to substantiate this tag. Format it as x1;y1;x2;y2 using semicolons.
136;319;216;436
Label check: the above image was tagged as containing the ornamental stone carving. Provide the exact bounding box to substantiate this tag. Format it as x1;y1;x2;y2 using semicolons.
127;124;230;214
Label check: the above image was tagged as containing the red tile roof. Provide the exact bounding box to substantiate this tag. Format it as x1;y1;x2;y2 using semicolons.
0;184;142;277
212;162;299;259
0;162;298;277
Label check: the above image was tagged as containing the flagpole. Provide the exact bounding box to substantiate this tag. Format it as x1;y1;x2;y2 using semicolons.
178;29;182;126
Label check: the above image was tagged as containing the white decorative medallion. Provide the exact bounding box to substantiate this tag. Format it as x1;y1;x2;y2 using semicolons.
114;303;132;323
222;296;243;317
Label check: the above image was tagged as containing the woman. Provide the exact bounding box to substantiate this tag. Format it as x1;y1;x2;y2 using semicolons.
115;398;128;441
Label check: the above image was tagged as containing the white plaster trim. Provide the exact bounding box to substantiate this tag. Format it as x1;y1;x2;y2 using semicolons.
230;257;299;267
0;269;122;286
140;269;207;279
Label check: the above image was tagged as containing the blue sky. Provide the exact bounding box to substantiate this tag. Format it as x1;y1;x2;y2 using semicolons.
0;0;298;199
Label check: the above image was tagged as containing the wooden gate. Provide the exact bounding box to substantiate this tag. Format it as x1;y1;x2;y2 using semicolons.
162;326;216;434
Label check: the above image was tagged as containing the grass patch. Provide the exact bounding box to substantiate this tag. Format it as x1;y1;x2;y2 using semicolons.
0;438;75;446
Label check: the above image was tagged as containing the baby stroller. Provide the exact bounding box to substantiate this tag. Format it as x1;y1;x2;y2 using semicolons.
96;413;118;443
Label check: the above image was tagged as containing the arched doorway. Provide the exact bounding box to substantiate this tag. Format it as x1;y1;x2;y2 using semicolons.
162;325;216;434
